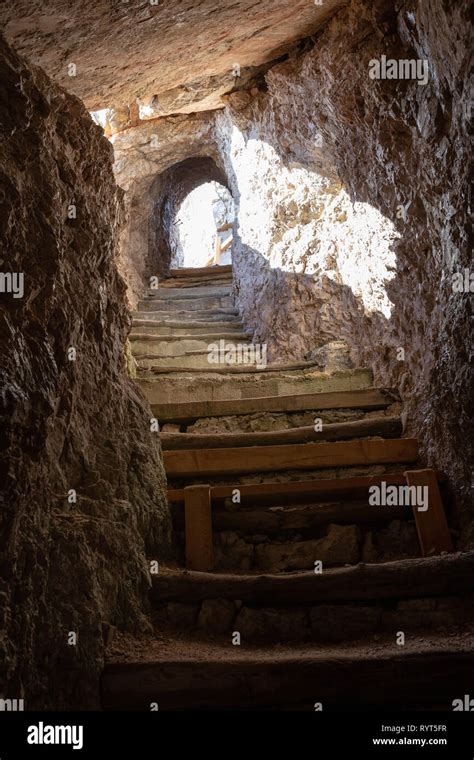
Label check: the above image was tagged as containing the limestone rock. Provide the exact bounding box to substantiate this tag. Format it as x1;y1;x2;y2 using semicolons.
198;599;236;635
0;36;171;709
255;524;360;571
1;0;347;112
310;605;381;642
235;607;308;642
362;521;420;563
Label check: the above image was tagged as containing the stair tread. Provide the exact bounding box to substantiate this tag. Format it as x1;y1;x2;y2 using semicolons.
150;552;474;605
160;415;402;449
142;360;365;375
130;332;251;342
106;633;473;666
102;631;474;710
145;286;232;299
152;386;395;423
169;264;232;278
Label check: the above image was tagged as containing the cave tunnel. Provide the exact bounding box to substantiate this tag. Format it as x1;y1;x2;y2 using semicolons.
0;0;472;734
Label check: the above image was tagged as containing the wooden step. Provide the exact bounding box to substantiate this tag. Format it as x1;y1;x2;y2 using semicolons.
163;438;419;478
131;320;244;333
151;552;474;605
169;264;232;278
130;331;251;343
135;308;240;320
152;387;395;424
167;471;445;506
145;285;231;300
206;500;412;533
138;296;233;312
159;276;233;289
161;415;402;449
132;309;239;322
102;638;474;710
144;360;371;376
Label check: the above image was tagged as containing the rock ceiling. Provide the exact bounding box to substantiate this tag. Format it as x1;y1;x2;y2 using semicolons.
1;0;347;114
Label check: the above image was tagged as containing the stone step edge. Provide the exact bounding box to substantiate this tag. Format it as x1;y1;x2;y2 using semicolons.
101;645;474;710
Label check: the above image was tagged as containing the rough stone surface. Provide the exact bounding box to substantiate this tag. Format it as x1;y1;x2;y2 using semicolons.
197;598;236;635
310;605;381;643
212;0;472;539
254;524;360;572
1;0;347;112
155;603;199;631
0;36;171;709
235;607;308;642
362;521;421;563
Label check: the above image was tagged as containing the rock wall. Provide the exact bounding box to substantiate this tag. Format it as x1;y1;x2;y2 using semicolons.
213;0;472;541
0;36;171;709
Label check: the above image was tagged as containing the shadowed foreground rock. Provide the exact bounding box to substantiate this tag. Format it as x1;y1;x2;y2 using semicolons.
0;35;171;709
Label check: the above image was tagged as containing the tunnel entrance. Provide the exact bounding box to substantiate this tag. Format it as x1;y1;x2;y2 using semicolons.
170;181;234;269
148;156;232;280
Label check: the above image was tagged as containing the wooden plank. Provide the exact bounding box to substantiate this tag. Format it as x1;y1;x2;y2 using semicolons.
159;276;233;289
174;501;412;534
184;485;214;571
163;438;419;478
153;387;397;423
405;469;454;556
151;551;474;605
161;416;402;450
149;359;335;375
130;332;249;343
167;471;445;506
217;222;233;232
169;264;232;278
220;235;233;253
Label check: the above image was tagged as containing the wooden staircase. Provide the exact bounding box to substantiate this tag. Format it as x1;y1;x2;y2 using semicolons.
102;263;473;711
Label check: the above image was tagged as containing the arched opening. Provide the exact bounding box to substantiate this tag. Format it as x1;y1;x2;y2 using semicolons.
170;181;234;269
148;156;232;279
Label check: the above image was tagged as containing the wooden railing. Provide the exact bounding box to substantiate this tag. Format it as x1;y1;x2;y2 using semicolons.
206;222;233;266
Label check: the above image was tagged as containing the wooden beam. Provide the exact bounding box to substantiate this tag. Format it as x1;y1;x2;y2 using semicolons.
220;235;233;253
217;222;233;232
167;471;445;506
152;387;398;423
151;551;474;605
159;276;233;289
184;485;214;571
214;234;221;265
163;438;419;478
405;469;454;556
169;264;232;278
149;359;336;375
161;416;402;450
174;501;412;534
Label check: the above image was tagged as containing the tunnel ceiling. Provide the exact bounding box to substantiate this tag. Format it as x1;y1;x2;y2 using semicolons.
1;0;348;113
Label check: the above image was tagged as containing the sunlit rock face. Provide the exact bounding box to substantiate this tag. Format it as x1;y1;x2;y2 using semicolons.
0;36;171;708
215;105;398;363
215;0;472;539
0;0;347;116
